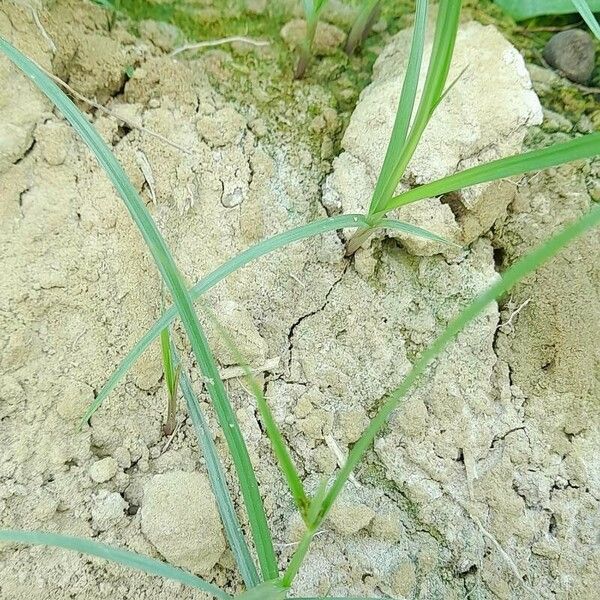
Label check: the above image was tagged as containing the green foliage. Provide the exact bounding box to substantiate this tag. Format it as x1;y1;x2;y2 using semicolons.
0;530;231;599
295;0;332;77
173;340;260;588
345;0;382;54
1;0;599;595
494;0;600;20
571;0;600;39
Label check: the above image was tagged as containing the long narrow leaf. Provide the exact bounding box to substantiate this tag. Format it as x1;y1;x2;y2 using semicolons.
370;0;463;214
201;306;310;518
376;133;600;215
284;205;600;586
368;0;429;213
160;327;176;398
317;204;600;536
173;344;260;589
572;0;600;39
0;530;231;599
494;0;600;20
81;215;446;423
0;37;278;581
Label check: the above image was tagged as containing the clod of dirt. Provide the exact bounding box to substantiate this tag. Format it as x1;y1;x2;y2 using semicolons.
280;19;346;55
543;29;596;85
244;0;268;16
138;20;183;53
207;299;269;367
89;457;119;483
324;20;542;255
140;471;225;576
327;501;375;536
91;490;128;532
0;53;49;174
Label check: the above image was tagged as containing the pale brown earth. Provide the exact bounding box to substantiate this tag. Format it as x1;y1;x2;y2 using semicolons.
0;1;598;599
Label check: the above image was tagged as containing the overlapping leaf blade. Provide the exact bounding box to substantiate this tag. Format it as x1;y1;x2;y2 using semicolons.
0;530;231;599
0;36;278;582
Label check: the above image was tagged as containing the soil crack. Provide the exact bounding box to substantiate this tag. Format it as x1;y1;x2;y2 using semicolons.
286;261;350;377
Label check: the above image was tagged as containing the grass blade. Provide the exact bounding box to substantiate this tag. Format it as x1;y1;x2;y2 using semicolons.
380;218;460;246
376;133;600;215
369;0;463;214
0;530;231;599
284;204;600;586
368;0;429;213
173;343;261;589
82;214;439;423
82;215;370;424
238;581;287;599
0;37;278;581
572;0;600;39
160;327;176;398
345;0;381;54
201;306;310;518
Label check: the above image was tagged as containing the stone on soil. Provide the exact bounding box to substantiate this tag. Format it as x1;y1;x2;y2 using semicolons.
141;471;225;576
326;20;543;255
543;29;596;85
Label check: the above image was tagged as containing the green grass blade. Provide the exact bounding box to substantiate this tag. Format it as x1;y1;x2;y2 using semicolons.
368;0;429;213
494;0;600;20
238;581;288;600
319;204;600;534
202;306;310;518
369;0;463;214
173;344;261;589
81;215;369;423
0;530;231;599
82;215;447;423
572;0;600;39
283;205;600;587
380;218;461;247
376;133;600;215
0;37;279;581
345;0;381;54
160;327;176;397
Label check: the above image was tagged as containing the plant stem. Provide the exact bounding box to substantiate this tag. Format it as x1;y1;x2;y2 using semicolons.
345;0;381;55
163;365;180;436
281;525;317;587
344;225;374;256
294;17;318;79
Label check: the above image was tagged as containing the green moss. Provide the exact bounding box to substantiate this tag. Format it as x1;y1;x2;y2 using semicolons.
110;0;598;156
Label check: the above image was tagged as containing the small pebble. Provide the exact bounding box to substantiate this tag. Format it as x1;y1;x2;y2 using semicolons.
543;30;596;85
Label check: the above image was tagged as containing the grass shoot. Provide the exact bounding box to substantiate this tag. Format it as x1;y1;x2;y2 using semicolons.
1;0;599;596
295;0;330;78
345;0;381;55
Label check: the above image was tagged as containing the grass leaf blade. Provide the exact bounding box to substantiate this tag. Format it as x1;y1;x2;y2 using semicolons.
380;218;460;247
572;0;600;39
202;307;309;518
368;0;429;212
369;0;463;213
379;134;600;214
0;36;279;581
173;345;261;589
0;530;231;599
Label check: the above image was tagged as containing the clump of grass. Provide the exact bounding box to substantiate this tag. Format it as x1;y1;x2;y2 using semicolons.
1;0;599;597
295;0;331;79
345;0;382;55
